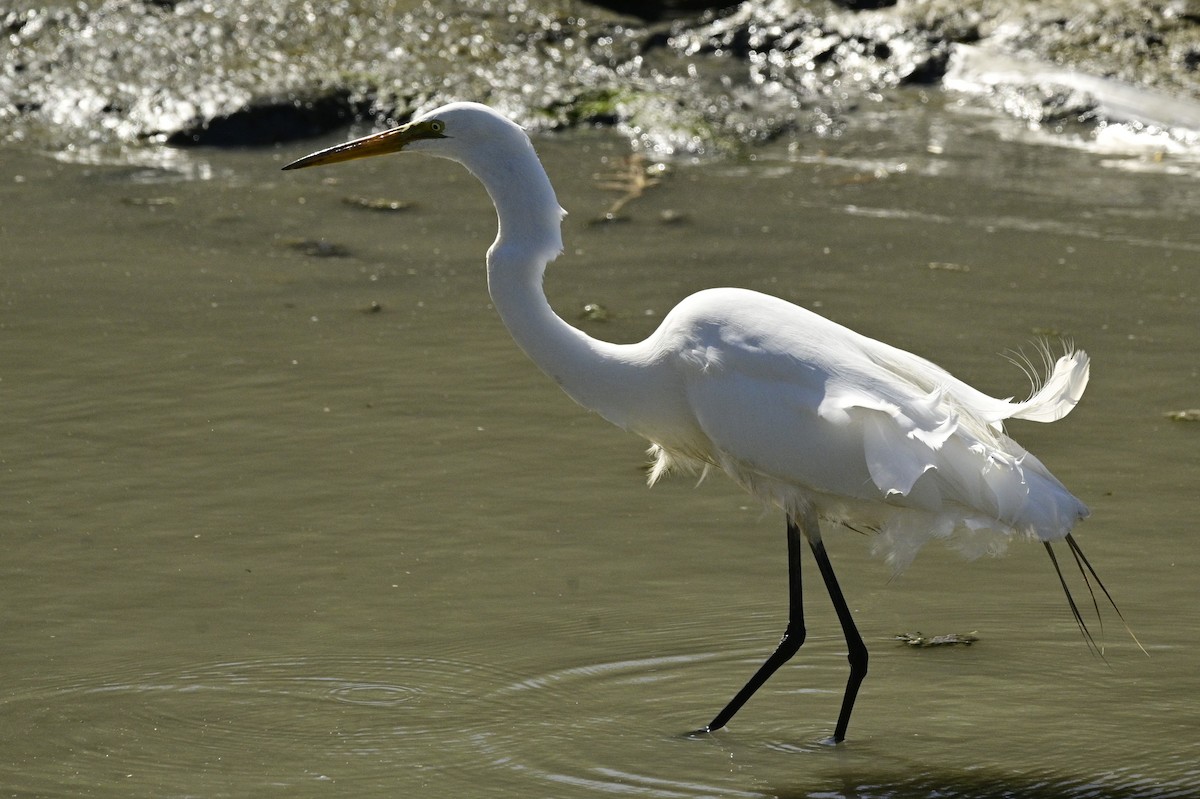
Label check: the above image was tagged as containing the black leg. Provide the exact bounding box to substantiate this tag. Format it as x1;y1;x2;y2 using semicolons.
808;532;868;743
695;514;806;734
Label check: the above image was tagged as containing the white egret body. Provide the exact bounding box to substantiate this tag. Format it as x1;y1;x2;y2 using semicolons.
284;102;1126;742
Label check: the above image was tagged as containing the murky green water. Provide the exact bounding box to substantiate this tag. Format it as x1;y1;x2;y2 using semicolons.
2;96;1197;797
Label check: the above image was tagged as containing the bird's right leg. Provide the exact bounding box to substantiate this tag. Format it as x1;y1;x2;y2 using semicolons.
806;524;867;743
694;513;806;734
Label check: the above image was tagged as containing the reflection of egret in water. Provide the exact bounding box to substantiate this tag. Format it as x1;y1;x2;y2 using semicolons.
284;102;1138;742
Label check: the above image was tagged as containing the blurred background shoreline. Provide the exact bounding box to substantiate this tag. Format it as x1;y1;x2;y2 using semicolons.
3;0;1199;165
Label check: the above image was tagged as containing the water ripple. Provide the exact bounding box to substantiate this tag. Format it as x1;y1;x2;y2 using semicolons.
0;654;519;794
4;649;1195;796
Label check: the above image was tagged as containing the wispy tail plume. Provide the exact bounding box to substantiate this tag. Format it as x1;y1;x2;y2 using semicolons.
1010;345;1090;423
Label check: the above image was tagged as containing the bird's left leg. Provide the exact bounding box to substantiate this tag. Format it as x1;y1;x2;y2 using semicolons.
694;513;806;734
804;513;868;743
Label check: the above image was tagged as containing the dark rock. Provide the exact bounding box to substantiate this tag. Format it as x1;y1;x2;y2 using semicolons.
582;0;738;22
832;0;899;9
899;46;951;84
166;90;369;147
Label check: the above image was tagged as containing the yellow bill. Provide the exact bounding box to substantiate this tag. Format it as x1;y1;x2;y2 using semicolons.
281;118;447;170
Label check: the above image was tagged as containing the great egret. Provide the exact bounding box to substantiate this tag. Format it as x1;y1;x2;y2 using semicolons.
283;102;1131;742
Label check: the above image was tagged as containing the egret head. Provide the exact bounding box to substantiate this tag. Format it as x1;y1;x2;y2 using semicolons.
281;102;525;171
283;101;564;266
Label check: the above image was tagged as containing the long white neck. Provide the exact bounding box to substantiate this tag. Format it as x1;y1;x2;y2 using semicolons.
453;131;647;430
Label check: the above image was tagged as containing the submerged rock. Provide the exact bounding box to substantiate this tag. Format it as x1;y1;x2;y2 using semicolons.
946;44;1200;136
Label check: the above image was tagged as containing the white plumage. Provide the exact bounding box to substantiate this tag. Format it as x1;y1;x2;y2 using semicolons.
284;101;1126;743
636;288;1090;572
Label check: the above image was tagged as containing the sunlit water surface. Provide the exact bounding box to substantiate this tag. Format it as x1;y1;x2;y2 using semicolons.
2;97;1198;797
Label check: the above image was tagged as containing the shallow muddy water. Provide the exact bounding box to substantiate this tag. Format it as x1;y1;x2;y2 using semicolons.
2;96;1198;797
